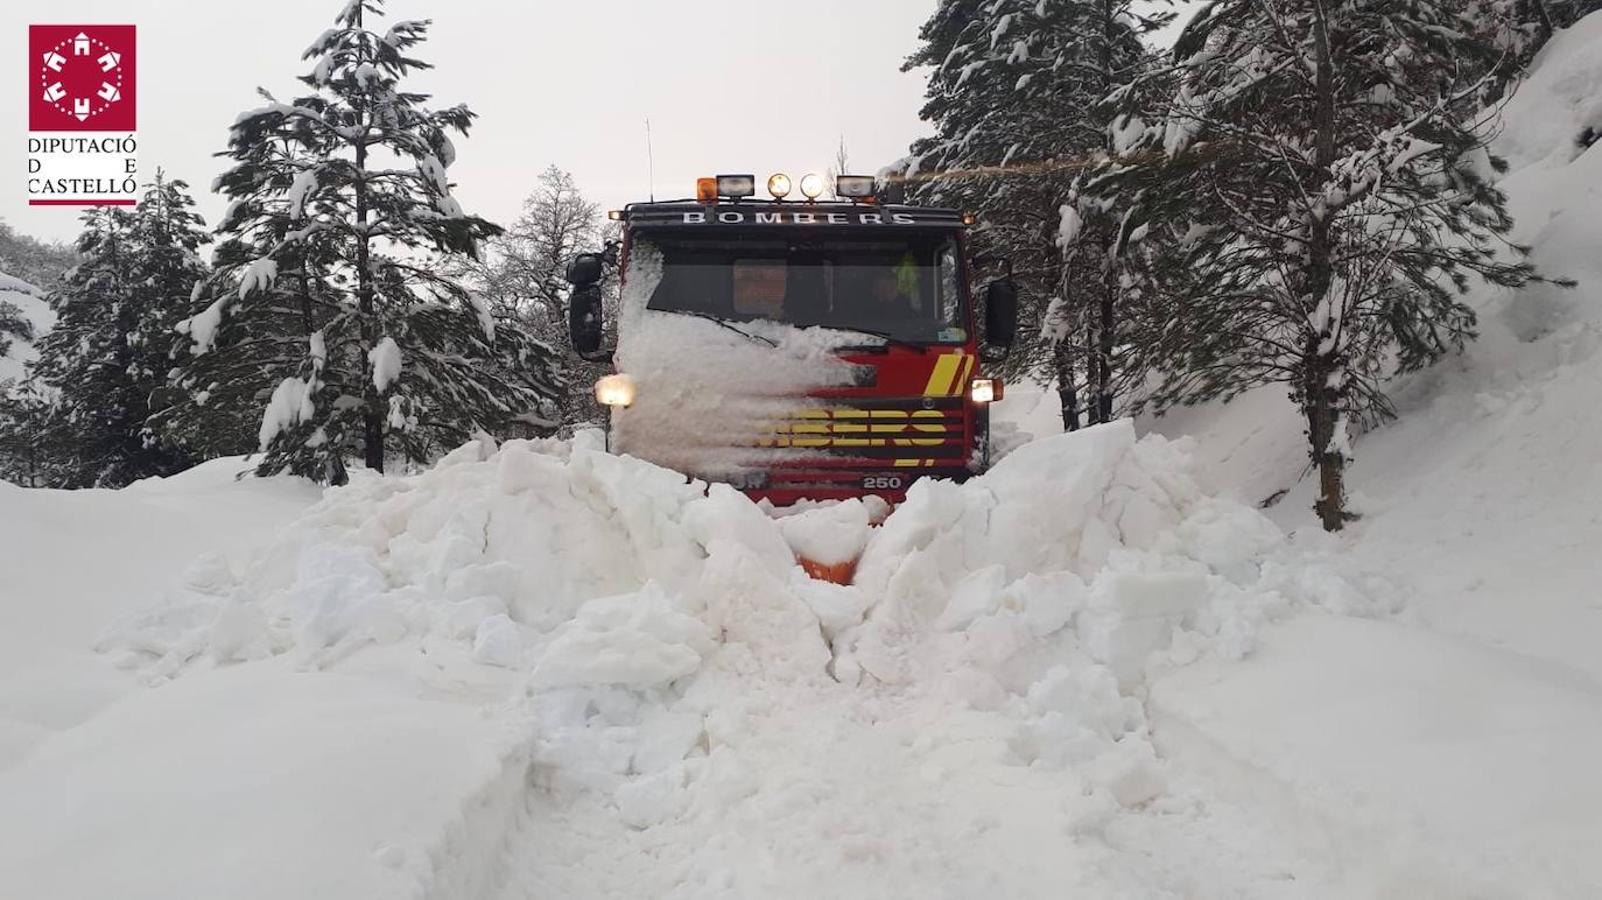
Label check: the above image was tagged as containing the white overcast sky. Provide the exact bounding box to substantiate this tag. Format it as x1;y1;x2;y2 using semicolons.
4;0;1195;245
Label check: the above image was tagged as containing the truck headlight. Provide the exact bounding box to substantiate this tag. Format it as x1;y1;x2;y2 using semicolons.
969;377;1004;404
595;374;637;408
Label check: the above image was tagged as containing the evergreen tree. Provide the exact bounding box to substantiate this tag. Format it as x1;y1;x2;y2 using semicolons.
168;0;561;484
1099;0;1560;530
897;0;1169;427
1519;0;1602;38
0;384;61;487
29;173;207;488
0;301;29;360
0;220;77;291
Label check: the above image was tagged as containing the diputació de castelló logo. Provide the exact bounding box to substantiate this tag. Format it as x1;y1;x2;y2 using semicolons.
27;24;139;206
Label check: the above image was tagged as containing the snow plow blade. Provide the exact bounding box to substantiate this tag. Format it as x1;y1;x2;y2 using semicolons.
797;556;858;585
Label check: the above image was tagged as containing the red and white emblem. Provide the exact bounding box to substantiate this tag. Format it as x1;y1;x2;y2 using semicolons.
29;25;136;132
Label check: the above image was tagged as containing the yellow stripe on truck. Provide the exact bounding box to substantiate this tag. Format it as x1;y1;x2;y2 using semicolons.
924;353;962;398
952;354;974;397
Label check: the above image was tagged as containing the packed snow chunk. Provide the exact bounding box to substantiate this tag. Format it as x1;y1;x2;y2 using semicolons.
104;437;758;675
437;594;509;641
531;583;715;690
685;484;799;579
614;763;690;829
695;537;833;683
839;420;1316;694
858;421;1171;593
631;707;706;774
1012;657;1150;779
771;497;874;566
471;613;524;668
1080;565;1210;690
791;577;872;637
277;542;411;658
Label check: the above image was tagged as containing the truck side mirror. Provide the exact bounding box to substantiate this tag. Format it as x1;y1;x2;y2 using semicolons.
983;278;1018;358
569;283;608;361
566;253;604;287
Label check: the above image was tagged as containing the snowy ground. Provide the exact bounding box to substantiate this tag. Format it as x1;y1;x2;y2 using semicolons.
5;16;1602;900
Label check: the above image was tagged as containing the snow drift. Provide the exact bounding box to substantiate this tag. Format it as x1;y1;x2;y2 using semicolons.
86;421;1377;898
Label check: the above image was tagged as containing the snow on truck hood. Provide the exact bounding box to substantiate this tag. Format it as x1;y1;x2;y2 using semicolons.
611;242;874;479
63;422;1389;899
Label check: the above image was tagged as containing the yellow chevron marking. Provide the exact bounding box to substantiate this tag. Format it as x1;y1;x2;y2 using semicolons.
952;354;974;396
924;353;962;397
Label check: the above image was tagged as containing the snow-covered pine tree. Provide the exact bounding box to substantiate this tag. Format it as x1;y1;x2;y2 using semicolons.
898;0;1168;428
0;220;76;290
1524;0;1602;32
131;172;212;452
1098;0;1558;531
171;0;561;484
0;383;60;487
29;174;207;488
0;301;28;360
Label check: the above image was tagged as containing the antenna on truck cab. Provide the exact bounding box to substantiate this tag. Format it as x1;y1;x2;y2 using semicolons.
645;117;655;202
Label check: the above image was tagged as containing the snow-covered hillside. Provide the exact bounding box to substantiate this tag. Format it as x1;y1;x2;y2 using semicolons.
0;271;53;384
3;15;1602;900
1130;17;1602;679
1130;16;1602;895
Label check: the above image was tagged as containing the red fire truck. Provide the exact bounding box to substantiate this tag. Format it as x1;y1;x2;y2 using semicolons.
564;172;1017;508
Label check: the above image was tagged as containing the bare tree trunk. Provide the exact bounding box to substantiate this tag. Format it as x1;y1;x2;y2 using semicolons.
1527;0;1556;36
1053;340;1080;431
1091;0;1118;426
1095;279;1115;422
1305;2;1347;532
352;5;383;476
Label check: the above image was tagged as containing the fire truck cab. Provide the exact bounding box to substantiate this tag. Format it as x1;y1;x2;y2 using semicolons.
565;172;1017;506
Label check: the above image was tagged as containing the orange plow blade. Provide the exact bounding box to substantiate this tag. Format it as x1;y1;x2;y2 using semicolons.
798;556;859;585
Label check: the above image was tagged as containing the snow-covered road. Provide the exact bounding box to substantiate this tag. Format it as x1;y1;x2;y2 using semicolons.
6;417;1595;898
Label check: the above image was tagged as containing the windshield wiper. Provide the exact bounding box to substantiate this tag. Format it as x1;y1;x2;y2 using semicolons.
665;309;778;347
812;324;930;354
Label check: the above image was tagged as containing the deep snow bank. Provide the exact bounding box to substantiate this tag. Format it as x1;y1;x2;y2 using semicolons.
109;423;1371;693
0;457;318;767
87;421;1379;898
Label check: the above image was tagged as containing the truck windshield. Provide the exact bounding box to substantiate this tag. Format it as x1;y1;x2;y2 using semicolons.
640;233;968;344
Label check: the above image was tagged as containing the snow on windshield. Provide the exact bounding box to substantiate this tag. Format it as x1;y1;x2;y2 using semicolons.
612;242;874;481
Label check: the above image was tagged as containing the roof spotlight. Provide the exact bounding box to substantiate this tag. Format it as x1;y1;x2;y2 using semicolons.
799;173;826;200
835;175;876;198
767;173;792;199
716;174;756;199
